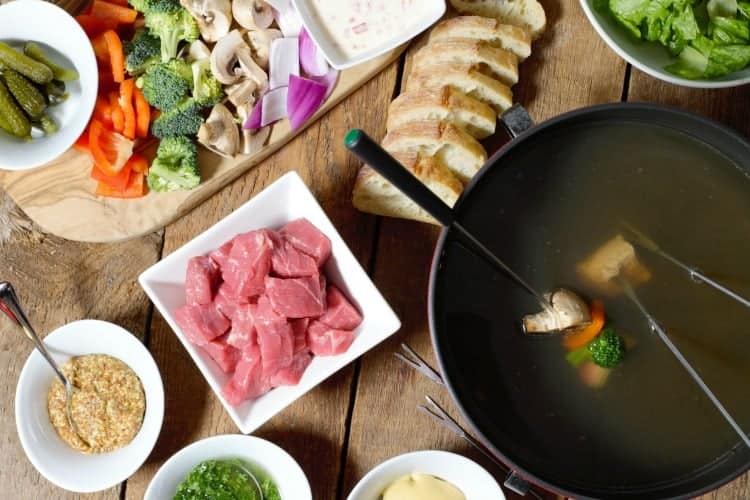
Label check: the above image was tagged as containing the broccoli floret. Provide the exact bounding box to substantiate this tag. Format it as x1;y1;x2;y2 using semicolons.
128;0;149;12
140;59;192;110
587;328;625;368
125;30;161;75
145;8;199;62
151;98;204;137
147;135;200;191
191;58;224;107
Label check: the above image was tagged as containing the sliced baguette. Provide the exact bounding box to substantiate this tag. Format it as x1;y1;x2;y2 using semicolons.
413;39;519;86
430;16;532;60
353;153;464;225
387;87;496;139
449;0;546;39
406;62;513;115
381;120;487;183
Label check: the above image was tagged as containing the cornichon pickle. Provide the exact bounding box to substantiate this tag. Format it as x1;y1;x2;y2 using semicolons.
36;113;58;135
24;42;79;82
3;69;46;119
0;78;31;139
0;41;53;84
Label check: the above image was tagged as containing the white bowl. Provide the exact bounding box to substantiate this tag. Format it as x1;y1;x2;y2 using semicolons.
580;0;750;88
144;434;311;500
15;320;165;493
0;0;98;170
139;171;401;434
293;0;446;70
347;450;505;500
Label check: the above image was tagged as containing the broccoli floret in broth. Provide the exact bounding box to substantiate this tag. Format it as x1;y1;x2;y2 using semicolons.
150;98;203;138
147;135;200;191
140;59;192;110
588;328;626;368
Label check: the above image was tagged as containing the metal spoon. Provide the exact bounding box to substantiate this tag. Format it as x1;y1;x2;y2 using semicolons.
0;281;91;448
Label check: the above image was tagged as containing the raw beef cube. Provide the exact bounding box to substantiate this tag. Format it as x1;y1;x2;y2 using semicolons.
318;285;363;330
185;256;220;306
174;303;231;346
264;275;326;318
270;351;313;386
222;230;273;298
280;218;332;266
306;320;355;356
202;335;241;373
222;347;270;406
290;318;309;354
255;296;294;376
271;239;319;278
209;240;233;268
227;303;257;350
214;282;248;320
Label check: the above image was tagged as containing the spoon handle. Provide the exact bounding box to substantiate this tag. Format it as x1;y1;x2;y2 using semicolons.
0;282;68;386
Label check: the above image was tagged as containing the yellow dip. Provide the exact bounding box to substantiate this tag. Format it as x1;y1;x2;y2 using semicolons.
382;473;465;500
47;354;145;454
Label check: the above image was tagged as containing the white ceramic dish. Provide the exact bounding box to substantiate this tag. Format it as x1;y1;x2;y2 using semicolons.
145;434;311;500
15;320;164;493
347;450;505;499
580;0;750;88
139;171;401;434
293;0;447;70
0;0;98;170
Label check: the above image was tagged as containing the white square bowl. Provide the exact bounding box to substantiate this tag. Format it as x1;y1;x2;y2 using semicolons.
139;171;401;434
292;0;447;70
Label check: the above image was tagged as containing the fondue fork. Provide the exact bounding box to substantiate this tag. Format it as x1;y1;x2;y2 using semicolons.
0;281;91;448
621;280;750;450
623;223;750;309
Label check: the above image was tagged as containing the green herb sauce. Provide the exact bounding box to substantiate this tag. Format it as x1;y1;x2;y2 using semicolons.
173;459;281;500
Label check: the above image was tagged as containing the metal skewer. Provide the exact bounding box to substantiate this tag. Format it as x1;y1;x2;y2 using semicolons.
623;223;750;309
621;280;750;450
394;343;445;386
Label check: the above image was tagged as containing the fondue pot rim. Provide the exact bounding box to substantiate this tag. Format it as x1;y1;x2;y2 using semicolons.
427;102;750;499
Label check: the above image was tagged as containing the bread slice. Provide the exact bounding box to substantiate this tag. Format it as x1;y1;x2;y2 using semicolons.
387;87;496;139
413;39;519;86
381;120;487;183
406;62;513;115
449;0;546;39
430;16;532;60
353;153;464;225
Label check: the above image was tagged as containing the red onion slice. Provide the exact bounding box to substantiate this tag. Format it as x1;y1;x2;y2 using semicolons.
299;27;329;77
269;37;299;90
267;0;302;37
287;74;327;130
261;86;289;127
243;99;263;130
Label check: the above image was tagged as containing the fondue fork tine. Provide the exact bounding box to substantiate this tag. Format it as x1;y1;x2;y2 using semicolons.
621;280;750;450
419;396;542;500
623;223;750;309
394;343;445;386
0;281;91;448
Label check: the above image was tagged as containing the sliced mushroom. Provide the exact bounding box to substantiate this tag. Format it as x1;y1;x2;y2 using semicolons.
246;28;282;69
237;103;271;155
522;289;591;334
198;103;239;158
226;79;258;107
187;39;211;62
232;0;274;30
180;0;232;42
210;30;269;88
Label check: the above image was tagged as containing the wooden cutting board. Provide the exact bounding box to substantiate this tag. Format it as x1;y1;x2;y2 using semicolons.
0;50;402;243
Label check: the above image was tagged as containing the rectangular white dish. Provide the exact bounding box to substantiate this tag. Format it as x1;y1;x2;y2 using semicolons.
293;0;447;70
139;171;401;434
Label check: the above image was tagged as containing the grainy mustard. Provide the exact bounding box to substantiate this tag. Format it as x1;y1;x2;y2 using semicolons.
47;354;145;454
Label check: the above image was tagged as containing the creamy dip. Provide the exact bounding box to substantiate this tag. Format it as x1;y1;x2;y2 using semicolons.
382;473;465;500
47;354;145;454
310;0;436;58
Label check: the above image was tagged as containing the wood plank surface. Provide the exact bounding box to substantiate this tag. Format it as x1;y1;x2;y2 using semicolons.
0;49;403;244
0;223;162;499
123;60;399;500
628;68;750;500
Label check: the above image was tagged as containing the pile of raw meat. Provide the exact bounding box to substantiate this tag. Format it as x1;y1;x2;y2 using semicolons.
174;218;363;407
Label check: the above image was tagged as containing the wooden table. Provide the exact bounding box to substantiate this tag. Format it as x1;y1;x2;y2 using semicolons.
2;0;750;497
